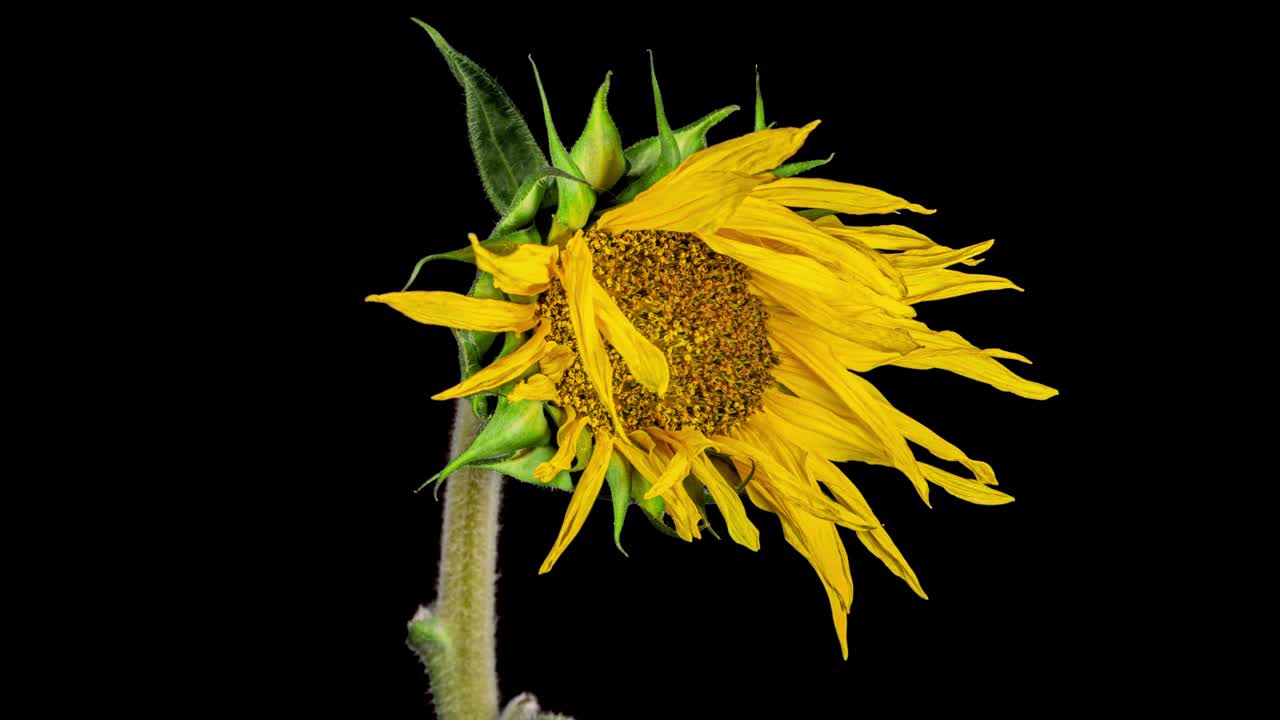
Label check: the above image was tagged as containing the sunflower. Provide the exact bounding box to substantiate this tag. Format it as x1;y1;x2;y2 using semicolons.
371;28;1056;659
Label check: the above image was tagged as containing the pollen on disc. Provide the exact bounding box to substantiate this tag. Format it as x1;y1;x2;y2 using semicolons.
539;229;778;436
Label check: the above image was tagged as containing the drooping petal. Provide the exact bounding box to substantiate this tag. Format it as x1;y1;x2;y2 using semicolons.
774;351;1007;490
687;450;760;550
760;389;882;464
676;121;820;176
540;429;614;573
703;232;851;300
803;454;928;599
641;444;692;499
714;425;876;530
755;279;918;353
432;322;554;400
538;344;576;382
921;463;1014;505
888;239;995;271
885;323;1059;400
765;309;911;372
753;176;935;215
596;170;763;236
507;373;559;403
534;409;588;483
744;477;852;659
901;268;1023;304
769;321;931;504
724;196;905;298
365;291;538;332
561;232;625;434
593;283;670;397
469;233;558;295
814;216;938;251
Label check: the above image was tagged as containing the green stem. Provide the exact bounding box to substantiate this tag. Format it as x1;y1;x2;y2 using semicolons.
410;399;502;720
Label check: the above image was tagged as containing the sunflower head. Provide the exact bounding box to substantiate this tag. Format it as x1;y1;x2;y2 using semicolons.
369;21;1057;658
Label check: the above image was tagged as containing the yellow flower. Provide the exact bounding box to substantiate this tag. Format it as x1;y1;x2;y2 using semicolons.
368;121;1057;657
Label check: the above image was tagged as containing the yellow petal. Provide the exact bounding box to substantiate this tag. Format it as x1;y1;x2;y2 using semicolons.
661;476;703;542
703;232;851;300
538;344;576;383
366;291;537;332
677;121;820;176
687;451;760;550
902;268;1023;304
561;232;624;434
715;424;876;531
765;309;911;372
768;321;930;504
889;239;994;271
745;478;852;658
540;429;614;573
534;409;587;483
760;389;882;464
469;233;558;295
725;196;905;298
814;216;938;251
753;176;935;215
507;373;559;403
921;463;1014;505
754;277;917;352
612;433;665;484
432;322;554;400
803;454;928;599
593;283;670;396
595;170;762;236
641;445;691;499
888;325;1058;400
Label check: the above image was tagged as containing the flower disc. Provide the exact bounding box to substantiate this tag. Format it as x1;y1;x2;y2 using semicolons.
539;229;777;435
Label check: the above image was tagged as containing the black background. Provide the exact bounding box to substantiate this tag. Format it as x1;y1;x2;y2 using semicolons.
5;11;1276;715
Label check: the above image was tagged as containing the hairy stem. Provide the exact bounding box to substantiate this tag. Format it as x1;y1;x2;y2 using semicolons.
410;399;502;720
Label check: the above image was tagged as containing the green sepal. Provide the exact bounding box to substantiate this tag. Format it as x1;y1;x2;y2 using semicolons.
402;227;542;291
569;72;626;192
795;208;839;221
413;20;547;215
772;153;835;178
530;57;597;230
754;66;766;132
451;272;503;419
421;395;552;491
475;445;574;492
611;52;683;204
491;167;592;238
603;451;632;555
621;105;740;181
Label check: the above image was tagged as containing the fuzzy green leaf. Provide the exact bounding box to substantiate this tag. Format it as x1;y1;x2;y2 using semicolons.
414;19;547;214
